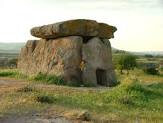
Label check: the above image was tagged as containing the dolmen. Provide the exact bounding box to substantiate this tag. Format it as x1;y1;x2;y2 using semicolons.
18;19;117;86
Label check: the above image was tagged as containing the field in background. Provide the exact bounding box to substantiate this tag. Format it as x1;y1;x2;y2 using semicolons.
0;53;18;68
0;43;25;53
0;43;24;68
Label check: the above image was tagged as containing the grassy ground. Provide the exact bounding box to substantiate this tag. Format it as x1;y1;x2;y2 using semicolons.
0;69;163;122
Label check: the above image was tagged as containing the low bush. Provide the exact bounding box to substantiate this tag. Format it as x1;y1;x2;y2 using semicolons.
115;54;137;74
143;67;159;75
0;71;17;77
160;66;163;71
17;85;35;92
143;63;159;75
33;72;66;85
0;69;28;79
36;93;55;104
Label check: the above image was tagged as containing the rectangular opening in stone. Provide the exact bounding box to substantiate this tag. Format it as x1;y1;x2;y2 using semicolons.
96;69;107;86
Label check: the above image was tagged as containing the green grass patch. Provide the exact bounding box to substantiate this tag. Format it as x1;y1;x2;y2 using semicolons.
0;71;17;77
32;73;97;87
33;72;66;85
0;69;96;87
32;81;163;120
0;69;27;79
0;69;66;85
35;93;56;104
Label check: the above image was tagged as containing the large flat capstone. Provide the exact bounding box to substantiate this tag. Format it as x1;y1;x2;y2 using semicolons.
31;19;117;39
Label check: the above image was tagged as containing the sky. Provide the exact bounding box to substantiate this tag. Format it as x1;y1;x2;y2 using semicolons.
0;0;163;51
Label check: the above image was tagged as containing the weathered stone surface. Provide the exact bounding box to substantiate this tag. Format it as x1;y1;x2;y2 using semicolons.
18;36;83;82
18;36;116;86
31;19;117;39
82;37;117;86
98;23;117;38
19;19;117;86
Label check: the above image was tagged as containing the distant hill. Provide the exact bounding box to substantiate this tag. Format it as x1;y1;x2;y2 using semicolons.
131;51;163;56
112;47;163;56
0;43;25;53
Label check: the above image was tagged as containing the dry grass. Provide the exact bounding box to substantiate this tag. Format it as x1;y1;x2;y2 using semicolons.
116;69;163;84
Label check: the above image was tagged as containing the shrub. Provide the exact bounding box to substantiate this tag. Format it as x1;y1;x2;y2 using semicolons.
0;70;17;77
82;82;96;87
66;81;82;87
143;68;159;75
34;72;47;81
36;93;55;104
34;73;65;85
144;54;153;58
143;63;159;75
117;54;137;74
8;58;18;68
0;70;27;79
160;67;163;71
17;85;35;92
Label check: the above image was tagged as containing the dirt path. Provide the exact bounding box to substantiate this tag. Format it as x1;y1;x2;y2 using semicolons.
0;78;74;123
0;78;111;123
0;116;72;123
0;78;27;93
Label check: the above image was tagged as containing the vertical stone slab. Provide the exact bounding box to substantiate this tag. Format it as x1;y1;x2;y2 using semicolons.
102;39;117;86
82;65;97;86
18;36;83;83
82;37;117;86
18;40;38;74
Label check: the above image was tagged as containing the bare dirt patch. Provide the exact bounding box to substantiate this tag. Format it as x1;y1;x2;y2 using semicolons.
0;78;26;93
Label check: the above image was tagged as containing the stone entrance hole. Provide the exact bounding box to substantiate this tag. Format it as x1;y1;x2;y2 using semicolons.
96;69;107;86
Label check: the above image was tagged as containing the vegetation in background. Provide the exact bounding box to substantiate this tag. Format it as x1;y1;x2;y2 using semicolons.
0;43;25;53
8;58;18;66
113;53;163;75
144;54;154;58
161;67;163;71
143;63;159;75
116;54;137;74
0;57;18;68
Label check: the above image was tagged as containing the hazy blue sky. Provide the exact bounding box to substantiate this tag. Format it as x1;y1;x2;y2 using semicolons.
0;0;163;51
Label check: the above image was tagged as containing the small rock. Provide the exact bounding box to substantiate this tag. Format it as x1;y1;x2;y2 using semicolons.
77;111;91;121
64;110;91;121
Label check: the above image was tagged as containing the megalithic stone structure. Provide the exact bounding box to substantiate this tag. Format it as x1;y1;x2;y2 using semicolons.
18;19;117;87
